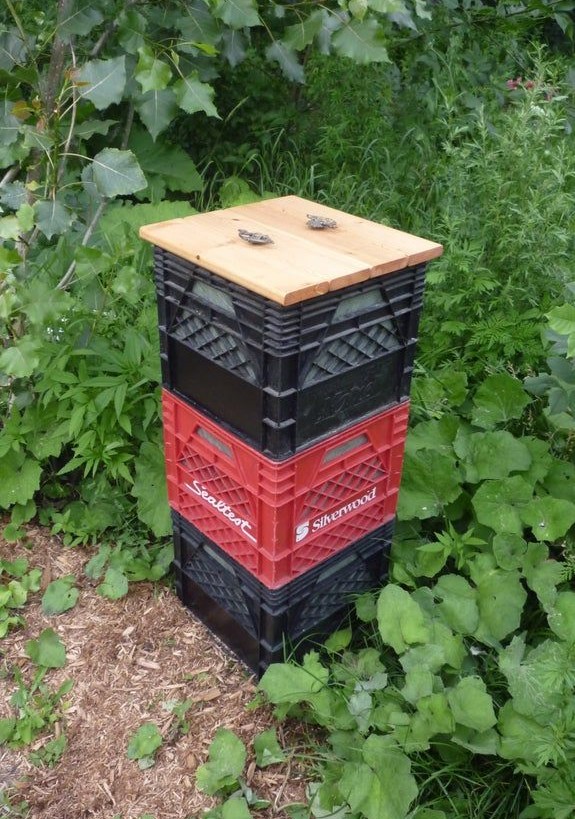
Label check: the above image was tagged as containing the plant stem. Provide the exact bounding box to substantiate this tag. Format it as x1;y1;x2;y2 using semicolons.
56;200;107;291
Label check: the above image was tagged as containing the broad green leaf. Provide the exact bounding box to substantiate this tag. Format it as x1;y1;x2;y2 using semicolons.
34;199;74;239
98;200;196;245
173;75;219;118
452;726;499;755
433;575;479;635
362;734;418;819
221;797;252;819
213;0;260;28
196;728;246;795
253;729;286;767
135;46;172;93
85;545;111;580
135;89;178;140
131;441;171;537
0;100;21;145
0;450;42;508
548;304;575;358
178;1;222;44
0;30;29;71
475;567;526;643
283;10;324;50
520;496;575;542
400;643;445;675
471;374;531;429
60;2;104;35
0;557;28;577
259;652;329;704
492;532;527;570
520;437;553;484
414;693;454;736
349;690;373;733
498;701;555;763
266;42;305;83
472;476;533;534
128;128;203;195
0;718;17;743
42;576;79;615
20;278;72;327
543;459;575;502
397;449;462;520
547;591;575;642
0;215;20;240
522;556;563;611
401;669;433;705
0;337;42;378
59;0;104;38
405;416;460;455
25;628;66;668
91;148;147;197
127;722;162;760
97;567;128;599
74;119;118;140
16;203;34;232
377;585;430;654
332;18;389;64
0;180;27;209
355;593;377;623
77;56;127;110
499;636;566;722
118;8;147;53
454;429;531;483
222;29;247;67
447;677;496;732
324;627;352;653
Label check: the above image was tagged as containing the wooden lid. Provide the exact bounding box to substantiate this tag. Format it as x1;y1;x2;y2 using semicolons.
139;195;443;306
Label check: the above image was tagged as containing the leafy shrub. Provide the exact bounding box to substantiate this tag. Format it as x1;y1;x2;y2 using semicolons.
258;371;575;819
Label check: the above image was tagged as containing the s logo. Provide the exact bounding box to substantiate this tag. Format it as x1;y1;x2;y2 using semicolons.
295;521;310;543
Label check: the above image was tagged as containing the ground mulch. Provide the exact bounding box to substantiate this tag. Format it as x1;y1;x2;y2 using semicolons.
0;526;312;819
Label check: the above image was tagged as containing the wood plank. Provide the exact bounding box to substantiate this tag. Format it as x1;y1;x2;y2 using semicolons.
139;195;443;305
140;209;375;305
236;196;443;270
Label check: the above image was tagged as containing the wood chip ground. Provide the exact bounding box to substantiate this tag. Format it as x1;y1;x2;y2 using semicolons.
0;526;312;819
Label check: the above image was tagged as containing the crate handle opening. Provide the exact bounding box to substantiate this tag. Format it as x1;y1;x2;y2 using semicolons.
192;280;236;316
197;427;233;458
323;434;369;464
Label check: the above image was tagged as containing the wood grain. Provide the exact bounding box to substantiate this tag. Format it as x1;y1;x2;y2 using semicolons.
139;196;443;305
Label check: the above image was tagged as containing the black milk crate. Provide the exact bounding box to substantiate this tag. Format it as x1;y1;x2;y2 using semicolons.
155;248;425;458
171;510;394;678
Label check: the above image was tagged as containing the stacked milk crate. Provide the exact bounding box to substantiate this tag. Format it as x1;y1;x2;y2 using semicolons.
140;196;442;677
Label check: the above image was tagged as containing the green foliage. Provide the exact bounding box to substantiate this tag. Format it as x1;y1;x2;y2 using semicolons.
196;729;247;795
237;39;575;383
253;729;286;767
0;671;73;749
525;284;575;436
41;576;79;615
197;728;285;818
0;0;422;558
258;370;575;819
25;628;67;669
126;722;163;769
29;734;68;767
0;558;41;636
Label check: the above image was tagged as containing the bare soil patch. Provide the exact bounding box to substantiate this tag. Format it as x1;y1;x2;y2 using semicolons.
0;526;310;819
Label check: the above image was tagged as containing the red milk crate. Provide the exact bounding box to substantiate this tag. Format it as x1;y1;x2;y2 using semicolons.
162;390;409;587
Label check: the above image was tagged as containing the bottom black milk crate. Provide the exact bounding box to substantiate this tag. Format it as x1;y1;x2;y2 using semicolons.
171;511;394;677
